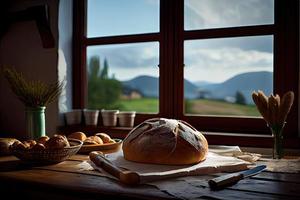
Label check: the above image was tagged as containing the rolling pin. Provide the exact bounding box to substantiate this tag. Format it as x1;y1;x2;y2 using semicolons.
89;151;140;185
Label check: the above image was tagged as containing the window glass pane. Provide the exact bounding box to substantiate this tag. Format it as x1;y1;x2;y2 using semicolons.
184;36;273;116
87;0;159;37
184;0;274;30
87;42;159;113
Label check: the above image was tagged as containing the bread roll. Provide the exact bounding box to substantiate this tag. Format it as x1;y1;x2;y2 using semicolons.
83;139;98;145
84;136;103;145
37;136;49;145
24;140;37;148
0;138;20;155
45;135;70;149
32;143;46;150
15;142;27;151
95;133;111;143
122;118;208;165
68;132;87;142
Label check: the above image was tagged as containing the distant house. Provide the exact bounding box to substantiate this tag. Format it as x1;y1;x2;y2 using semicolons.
121;90;142;100
224;96;236;103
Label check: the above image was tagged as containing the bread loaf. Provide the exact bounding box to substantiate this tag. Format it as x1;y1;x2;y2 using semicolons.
122;118;208;165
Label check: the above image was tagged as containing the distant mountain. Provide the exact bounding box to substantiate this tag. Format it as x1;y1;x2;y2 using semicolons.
122;75;198;99
194;80;213;87
199;71;273;104
122;71;273;104
122;75;158;97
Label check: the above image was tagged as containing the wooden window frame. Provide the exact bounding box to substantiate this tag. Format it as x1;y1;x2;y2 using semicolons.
73;0;299;148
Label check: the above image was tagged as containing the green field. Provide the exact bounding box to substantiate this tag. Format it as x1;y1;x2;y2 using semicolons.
118;98;260;116
118;98;159;113
185;99;259;116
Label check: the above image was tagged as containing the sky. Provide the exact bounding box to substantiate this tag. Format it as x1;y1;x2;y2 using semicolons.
87;0;274;83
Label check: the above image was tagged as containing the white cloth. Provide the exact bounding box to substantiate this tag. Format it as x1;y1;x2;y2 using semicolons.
209;145;261;163
90;149;250;184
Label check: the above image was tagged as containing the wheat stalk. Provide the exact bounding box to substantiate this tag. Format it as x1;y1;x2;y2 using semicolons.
252;90;294;127
2;67;64;107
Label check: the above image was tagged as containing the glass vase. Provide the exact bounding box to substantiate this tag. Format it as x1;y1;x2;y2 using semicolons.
25;106;46;140
269;123;285;159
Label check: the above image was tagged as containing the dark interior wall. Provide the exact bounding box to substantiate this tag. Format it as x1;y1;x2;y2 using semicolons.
0;0;59;139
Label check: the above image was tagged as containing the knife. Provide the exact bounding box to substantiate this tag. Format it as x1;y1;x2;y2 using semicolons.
208;165;266;190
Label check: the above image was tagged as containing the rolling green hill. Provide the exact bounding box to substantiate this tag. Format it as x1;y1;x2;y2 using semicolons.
118;98;260;116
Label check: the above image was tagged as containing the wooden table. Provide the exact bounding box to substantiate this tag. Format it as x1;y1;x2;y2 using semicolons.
0;154;299;200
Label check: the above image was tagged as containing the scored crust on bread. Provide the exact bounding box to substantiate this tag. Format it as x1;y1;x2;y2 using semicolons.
122;118;208;165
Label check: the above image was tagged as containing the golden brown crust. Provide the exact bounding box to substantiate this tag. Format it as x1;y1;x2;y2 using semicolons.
83;139;98;145
15;142;27;151
107;139;116;143
23;140;37;148
32;143;46;150
0;138;20;155
95;133;111;143
45;135;70;149
84;136;103;145
68;132;87;142
122;118;208;165
37;136;50;145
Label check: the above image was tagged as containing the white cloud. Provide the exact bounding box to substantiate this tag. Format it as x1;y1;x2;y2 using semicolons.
185;47;273;82
185;0;274;29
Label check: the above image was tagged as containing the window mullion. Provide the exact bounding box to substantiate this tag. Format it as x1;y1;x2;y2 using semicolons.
73;0;87;109
171;0;184;119
159;0;176;117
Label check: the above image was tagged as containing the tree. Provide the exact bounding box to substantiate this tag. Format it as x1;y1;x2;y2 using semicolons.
100;57;109;79
87;56;122;109
235;91;246;105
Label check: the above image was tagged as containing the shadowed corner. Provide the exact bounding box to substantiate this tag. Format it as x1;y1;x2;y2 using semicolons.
0;3;55;49
0;159;33;172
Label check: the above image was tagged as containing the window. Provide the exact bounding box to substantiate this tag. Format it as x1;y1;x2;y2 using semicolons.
73;0;299;147
184;36;273;116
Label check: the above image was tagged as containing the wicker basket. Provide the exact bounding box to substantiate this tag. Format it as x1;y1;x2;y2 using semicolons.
11;139;83;165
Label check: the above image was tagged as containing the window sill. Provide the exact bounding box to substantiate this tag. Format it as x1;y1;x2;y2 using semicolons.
58;125;300;149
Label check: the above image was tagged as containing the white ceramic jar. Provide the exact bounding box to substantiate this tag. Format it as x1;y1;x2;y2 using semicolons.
64;109;82;125
118;111;136;127
83;109;99;126
101;109;119;126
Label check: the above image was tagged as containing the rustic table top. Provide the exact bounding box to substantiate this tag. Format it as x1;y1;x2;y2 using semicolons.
0;154;299;200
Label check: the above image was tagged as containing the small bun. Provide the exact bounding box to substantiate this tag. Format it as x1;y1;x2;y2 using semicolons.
68;132;87;142
95;133;111;143
15;142;27;151
84;136;103;145
89;136;103;144
45;135;70;149
32;143;46;150
0;138;20;155
24;140;37;148
37;136;49;145
83;139;98;145
11;140;22;150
